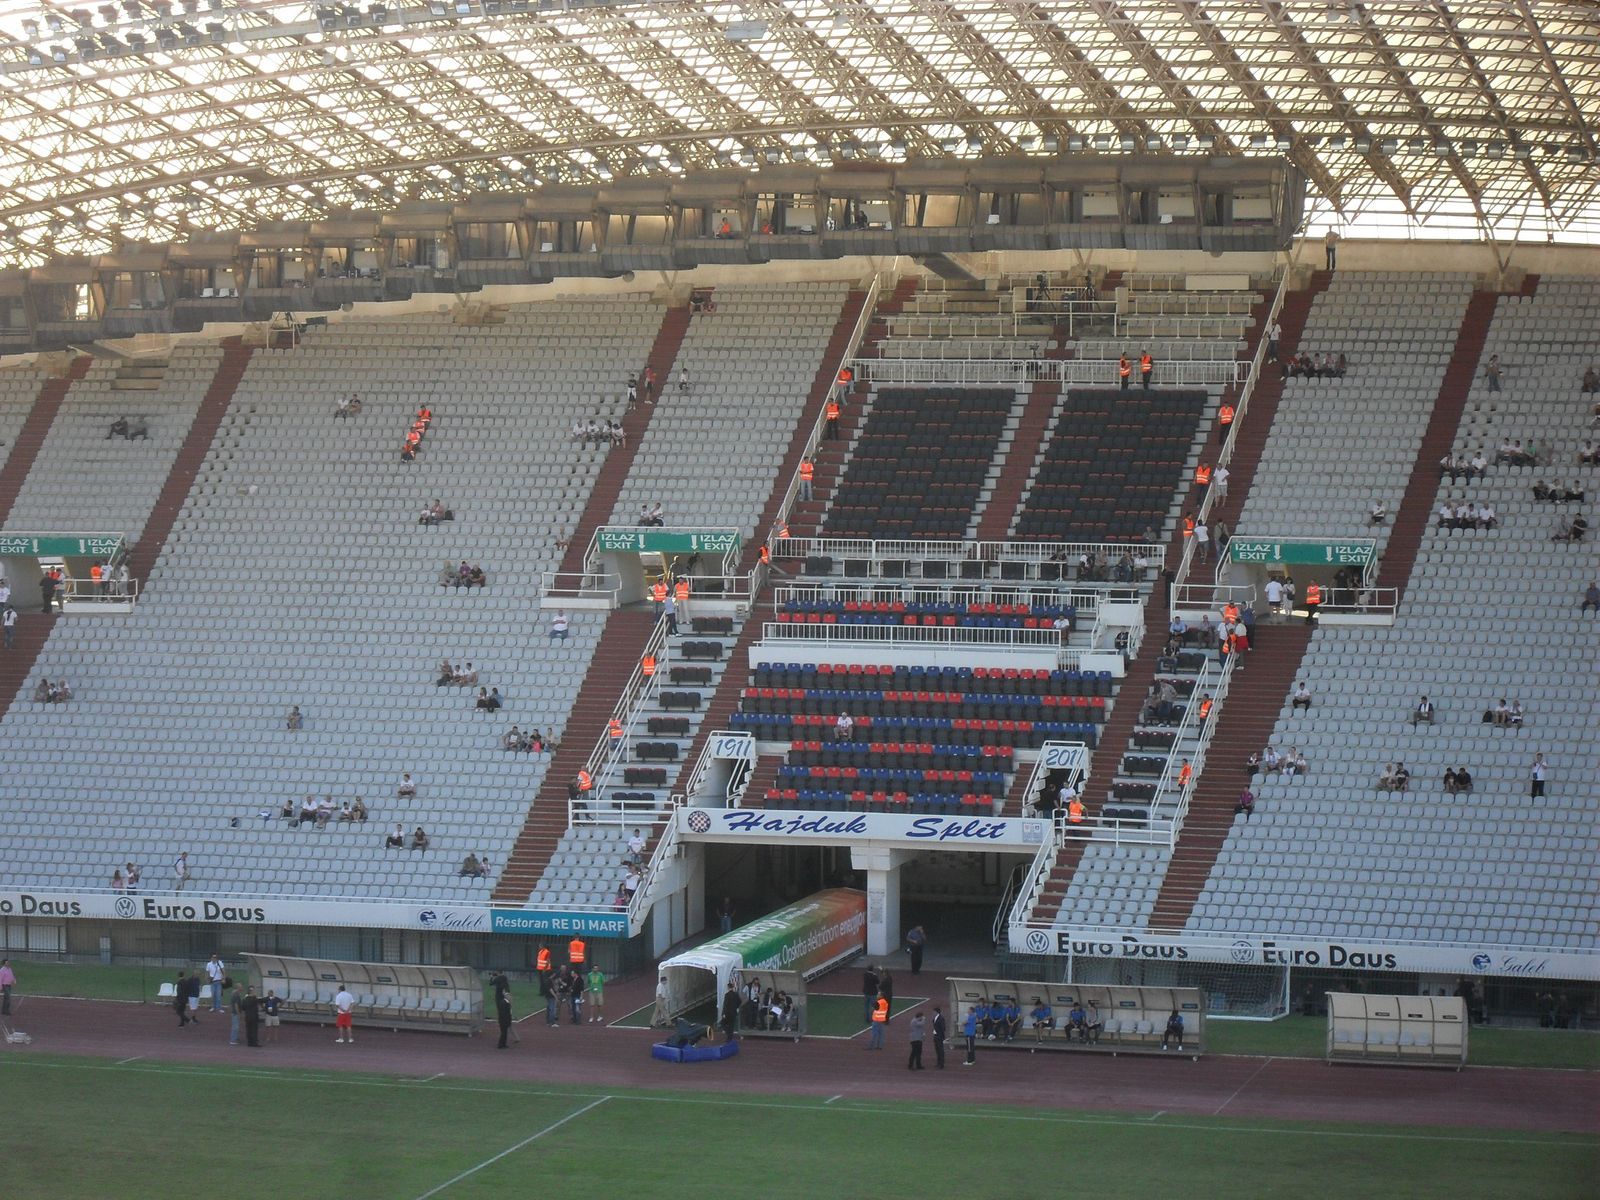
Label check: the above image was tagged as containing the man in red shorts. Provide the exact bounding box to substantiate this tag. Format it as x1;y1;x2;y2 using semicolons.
333;983;356;1044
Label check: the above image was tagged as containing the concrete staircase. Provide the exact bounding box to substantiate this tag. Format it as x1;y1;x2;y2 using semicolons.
972;380;1061;542
1375;290;1501;601
554;305;690;577
1146;620;1312;928
738;289;867;569
127;340;254;588
492;606;658;903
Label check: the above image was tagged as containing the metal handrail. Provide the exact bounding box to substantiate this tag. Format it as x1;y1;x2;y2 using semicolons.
760;272;882;566
540;569;619;604
777;534;1161;572
1169;263;1293;608
627;806;681;930
853;356;1249;387
570;617;669;825
773;581;1104;612
761;619;1073;652
58;578;141;606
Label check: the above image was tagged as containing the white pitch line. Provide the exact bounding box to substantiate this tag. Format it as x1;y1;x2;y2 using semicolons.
1213;1056;1274;1116
1;1058;1590;1148
824;1094;843;1104
412;1096;610;1200
1146;1110;1167;1121
114;1055;145;1065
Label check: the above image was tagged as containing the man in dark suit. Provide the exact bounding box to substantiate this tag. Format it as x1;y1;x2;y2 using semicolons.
720;982;740;1042
492;970;515;1049
931;1005;947;1069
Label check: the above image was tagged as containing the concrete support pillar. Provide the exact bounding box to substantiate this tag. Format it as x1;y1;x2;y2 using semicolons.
852;846;913;957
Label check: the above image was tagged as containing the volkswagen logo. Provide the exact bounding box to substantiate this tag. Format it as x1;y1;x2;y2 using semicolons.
1024;930;1052;954
1230;939;1254;964
686;810;712;833
113;896;138;919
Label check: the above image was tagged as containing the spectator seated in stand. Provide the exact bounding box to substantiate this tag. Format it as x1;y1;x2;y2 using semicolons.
418;499;454;525
410;827;429;852
397;773;417;797
384;823;405;849
1284;748;1308;776
1507;700;1524;727
297;795;319;825
1378;762;1411;792
476;687;502;712
345;797;369;822
459;853;485;878
502;726;526;751
1552;512;1589;542
1369;499;1387;525
1577;442;1598;464
106;414;149;440
1410;695;1436;726
1583;366;1598;394
466;562;487;587
1443;766;1475;795
34;678;72;703
1234;789;1255;819
1580;582;1599;613
1291;681;1312;711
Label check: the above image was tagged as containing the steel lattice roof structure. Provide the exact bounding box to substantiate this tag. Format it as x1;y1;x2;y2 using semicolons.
1;0;1597;268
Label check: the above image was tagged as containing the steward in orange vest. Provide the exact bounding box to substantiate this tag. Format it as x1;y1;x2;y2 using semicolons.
1304;582;1322;626
568;936;586;965
576;768;593;792
674;578;689;603
1139;352;1153;389
1067;798;1084;823
1118;355;1132;390
759;545;771;565
1177;761;1193;789
1218;403;1235;427
1195;463;1212;486
640;654;656;677
608;718;623;740
824;399;841;440
1183;514;1195;539
873;996;889;1023
799;460;815;481
651;580;667;606
536;946;552;973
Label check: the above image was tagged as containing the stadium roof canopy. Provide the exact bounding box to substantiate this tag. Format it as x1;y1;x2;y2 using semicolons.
1;0;1597;268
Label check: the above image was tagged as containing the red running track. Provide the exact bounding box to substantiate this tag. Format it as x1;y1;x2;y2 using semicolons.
4;969;1594;1136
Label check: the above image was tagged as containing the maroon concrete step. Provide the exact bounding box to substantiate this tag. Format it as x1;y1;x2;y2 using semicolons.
0;356;89;523
972;381;1059;542
555;305;690;577
1376;290;1500;601
127;340;254;588
493;607;658;902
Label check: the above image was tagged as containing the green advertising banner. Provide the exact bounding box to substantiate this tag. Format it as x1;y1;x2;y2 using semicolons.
0;533;124;558
1228;537;1375;568
595;527;740;556
711;888;867;976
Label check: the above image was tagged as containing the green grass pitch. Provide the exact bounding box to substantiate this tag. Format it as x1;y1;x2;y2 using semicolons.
0;1054;1594;1199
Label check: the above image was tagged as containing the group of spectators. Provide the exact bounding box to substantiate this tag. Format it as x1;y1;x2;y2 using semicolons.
417;498;454;525
738;975;799;1033
1532;480;1586;504
571;417;625;449
435;659;480;687
1245;745;1309;777
1435;500;1499;531
1483;698;1526;728
1377;761;1412;792
384;823;429;851
110;861;142;892
501;726;554;753
106;414;150;439
457;851;492;878
1438;449;1489;481
626;367;659;409
438;559;488;587
280;795;369;828
635;503;665;527
32;678;73;703
1495;438;1542;466
1281;350;1348;379
399;405;432;460
333;393;363;419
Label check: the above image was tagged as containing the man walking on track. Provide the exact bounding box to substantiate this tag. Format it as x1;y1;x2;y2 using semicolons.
905;925;926;975
333;983;356;1044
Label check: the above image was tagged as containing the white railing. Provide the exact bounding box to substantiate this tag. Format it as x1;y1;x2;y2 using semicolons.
1003;740;1090;932
1168;263;1293;610
761;619;1074;655
875;337;1050;361
853;356;1250;387
1119;269;1280;294
1114;314;1253;340
627;805;681;932
760;273;882;566
540;569;620;605
1145;657;1225;839
778;535;1162;578
58;577;140;609
570;617;669;826
883;312;1055;340
773;581;1103;613
1171;579;1258;616
1119;292;1260;318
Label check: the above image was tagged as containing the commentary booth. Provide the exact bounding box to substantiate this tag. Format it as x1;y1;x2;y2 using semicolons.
1326;991;1467;1069
658;888;866;1038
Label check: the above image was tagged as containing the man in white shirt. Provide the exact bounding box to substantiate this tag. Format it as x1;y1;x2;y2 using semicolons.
175;851;191;892
0;580;10;606
205;952;226;1012
397;773;417;797
833;711;854;742
2;605;15;649
626;829;646;863
1193;519;1210;562
1211;465;1229;502
549;611;569;642
1264;577;1283;618
1266;319;1281;361
333;984;356;1043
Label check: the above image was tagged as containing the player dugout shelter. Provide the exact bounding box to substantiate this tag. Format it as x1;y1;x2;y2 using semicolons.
1326;991;1467;1069
245;953;483;1035
659;888;865;1032
949;978;1206;1055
